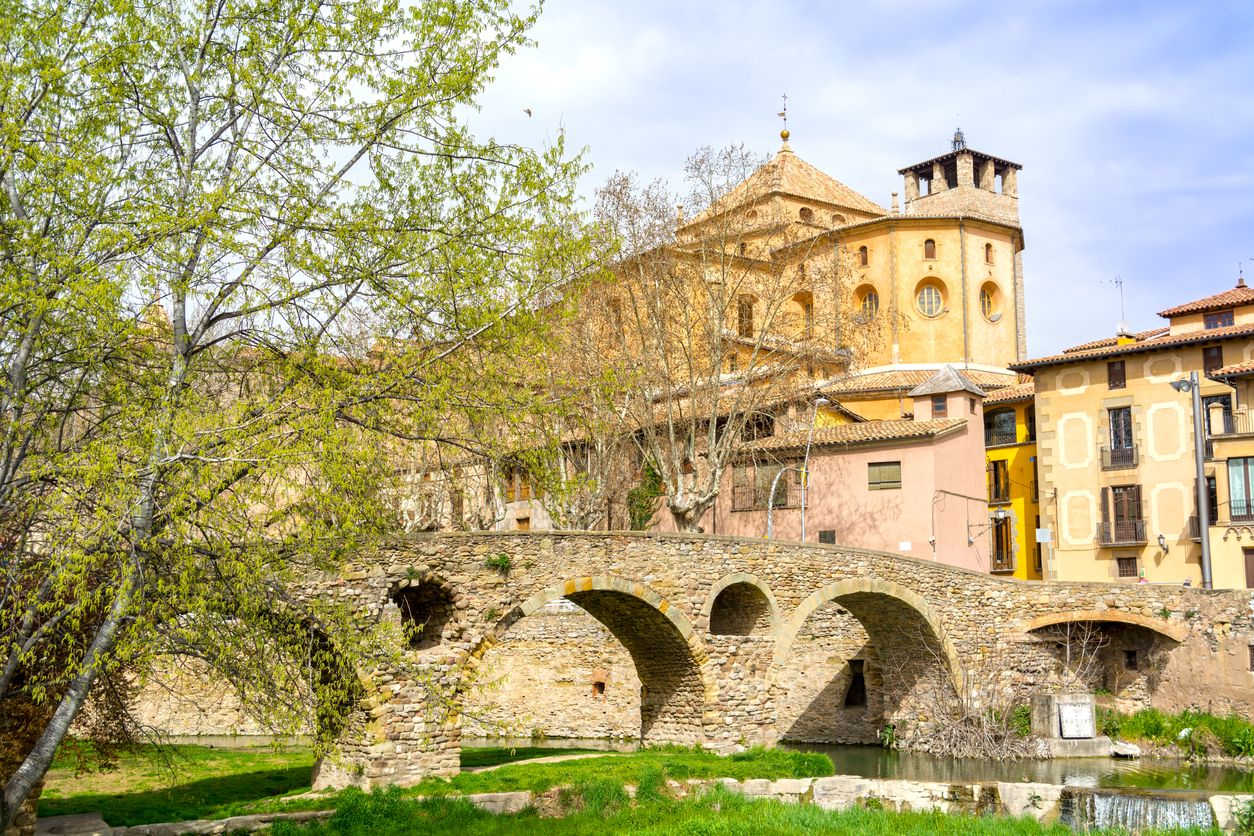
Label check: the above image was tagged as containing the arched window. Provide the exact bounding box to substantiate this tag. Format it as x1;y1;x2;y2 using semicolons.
916;283;943;317
858;287;879;319
831;213;846;225
985;243;994;264
923;238;936;259
737;295;756;337
984;408;1017;446
980;282;1000;321
858;246;868;267
799;207;814;222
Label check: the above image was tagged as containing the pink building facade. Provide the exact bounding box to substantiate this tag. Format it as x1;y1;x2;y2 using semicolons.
659;369;994;573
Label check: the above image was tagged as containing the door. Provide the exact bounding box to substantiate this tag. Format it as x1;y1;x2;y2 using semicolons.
1245;548;1254;589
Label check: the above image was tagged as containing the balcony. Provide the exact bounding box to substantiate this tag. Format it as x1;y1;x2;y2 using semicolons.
1208;412;1250;437
1100;444;1138;471
1096;519;1147;546
985;429;1018;447
1229;499;1254;524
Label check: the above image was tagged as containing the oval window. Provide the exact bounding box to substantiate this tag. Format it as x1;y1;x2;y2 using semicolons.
859;288;880;318
917;284;943;317
980;282;1000;321
799;207;814;222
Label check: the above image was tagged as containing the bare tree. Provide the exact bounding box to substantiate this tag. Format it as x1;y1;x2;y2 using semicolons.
592;147;859;531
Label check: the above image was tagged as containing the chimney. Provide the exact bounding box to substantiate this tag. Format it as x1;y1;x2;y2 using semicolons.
890;192;899;214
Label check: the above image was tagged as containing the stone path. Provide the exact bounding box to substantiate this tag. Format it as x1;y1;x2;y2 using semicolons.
465;752;614;773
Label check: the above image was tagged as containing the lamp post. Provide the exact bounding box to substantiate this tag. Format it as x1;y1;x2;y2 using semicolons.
800;396;830;541
766;396;829;541
1170;372;1213;589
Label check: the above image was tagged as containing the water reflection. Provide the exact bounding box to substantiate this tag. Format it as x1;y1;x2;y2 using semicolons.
782;743;1254;793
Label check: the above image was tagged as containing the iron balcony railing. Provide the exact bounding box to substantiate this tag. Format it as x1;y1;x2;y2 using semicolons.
1208;412;1250;436
1228;498;1254;523
1100;444;1138;471
985;429;1018;447
1096;519;1147;546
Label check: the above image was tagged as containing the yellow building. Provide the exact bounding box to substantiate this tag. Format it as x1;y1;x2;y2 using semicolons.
1014;278;1254;588
981;381;1041;579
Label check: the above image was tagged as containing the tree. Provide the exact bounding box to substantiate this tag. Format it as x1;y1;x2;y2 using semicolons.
591;146;871;532
0;0;588;826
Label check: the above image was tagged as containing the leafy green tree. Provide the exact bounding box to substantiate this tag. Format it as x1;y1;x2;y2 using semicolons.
0;0;588;825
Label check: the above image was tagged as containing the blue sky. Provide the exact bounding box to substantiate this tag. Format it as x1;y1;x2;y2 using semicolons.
469;0;1254;357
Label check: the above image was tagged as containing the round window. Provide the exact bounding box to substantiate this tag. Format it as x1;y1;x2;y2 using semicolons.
799;207;814;222
859;288;879;318
917;284;943;317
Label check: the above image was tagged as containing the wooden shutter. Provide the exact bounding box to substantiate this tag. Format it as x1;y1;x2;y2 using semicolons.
1100;487;1110;527
1132;485;1143;520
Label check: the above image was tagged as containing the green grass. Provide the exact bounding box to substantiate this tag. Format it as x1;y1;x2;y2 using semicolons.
40;743;315;825
1098;707;1254;758
270;784;1223;836
37;743;831;827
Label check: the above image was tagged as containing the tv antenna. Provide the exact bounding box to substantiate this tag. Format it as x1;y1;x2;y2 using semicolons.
1106;275;1126;321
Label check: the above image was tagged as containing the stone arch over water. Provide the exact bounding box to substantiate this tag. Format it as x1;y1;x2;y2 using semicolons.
703;572;779;636
773;577;963;748
468;576;716;744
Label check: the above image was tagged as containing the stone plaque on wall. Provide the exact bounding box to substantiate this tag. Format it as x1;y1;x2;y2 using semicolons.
1058;702;1095;739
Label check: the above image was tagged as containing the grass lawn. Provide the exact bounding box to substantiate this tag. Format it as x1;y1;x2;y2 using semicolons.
40;742;316;825
38;743;828;826
271;784;1222;836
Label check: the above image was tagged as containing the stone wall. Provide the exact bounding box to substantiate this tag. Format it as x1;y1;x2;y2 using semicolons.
460;601;639;740
289;531;1254;789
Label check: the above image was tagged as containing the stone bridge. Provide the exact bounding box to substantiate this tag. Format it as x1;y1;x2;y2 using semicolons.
297;532;1254;789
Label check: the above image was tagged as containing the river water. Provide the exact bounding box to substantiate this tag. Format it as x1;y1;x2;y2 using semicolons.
464;737;1254;794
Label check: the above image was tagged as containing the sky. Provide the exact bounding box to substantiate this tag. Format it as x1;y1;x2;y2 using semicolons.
466;0;1254;358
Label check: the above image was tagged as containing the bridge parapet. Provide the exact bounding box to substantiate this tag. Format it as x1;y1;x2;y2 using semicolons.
296;531;1254;789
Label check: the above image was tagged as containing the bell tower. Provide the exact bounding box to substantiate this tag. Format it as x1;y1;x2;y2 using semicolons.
897;129;1022;227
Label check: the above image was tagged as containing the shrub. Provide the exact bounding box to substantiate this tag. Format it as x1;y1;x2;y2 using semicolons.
483;553;511;574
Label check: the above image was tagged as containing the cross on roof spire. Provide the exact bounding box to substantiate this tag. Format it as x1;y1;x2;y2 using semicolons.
778;93;790;143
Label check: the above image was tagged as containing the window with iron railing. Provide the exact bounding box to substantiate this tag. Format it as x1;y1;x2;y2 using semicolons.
984;408;1017;446
990;517;1014;572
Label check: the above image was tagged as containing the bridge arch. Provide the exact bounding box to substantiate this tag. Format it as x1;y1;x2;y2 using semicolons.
1022;610;1187;643
467;575;716;743
702;572;779;636
772;577;964;748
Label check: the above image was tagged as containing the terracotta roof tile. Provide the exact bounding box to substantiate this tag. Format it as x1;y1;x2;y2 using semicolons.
741;418;966;454
1158;282;1254;317
691;144;886;225
983;381;1034;404
1209;361;1254;379
1061;328;1168;354
907;365;986;397
1013;322;1254;371
821;368;1015;396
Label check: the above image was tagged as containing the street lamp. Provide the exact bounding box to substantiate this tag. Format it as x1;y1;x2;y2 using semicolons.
1170;372;1213;589
766;395;829;540
968;506;1010;546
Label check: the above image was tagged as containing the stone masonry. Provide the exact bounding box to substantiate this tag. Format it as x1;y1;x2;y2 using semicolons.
293;531;1254;790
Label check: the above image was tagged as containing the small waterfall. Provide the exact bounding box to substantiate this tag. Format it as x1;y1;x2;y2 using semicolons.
1059;789;1214;832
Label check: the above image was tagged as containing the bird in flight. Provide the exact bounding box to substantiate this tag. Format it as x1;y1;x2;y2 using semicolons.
523;108;532;117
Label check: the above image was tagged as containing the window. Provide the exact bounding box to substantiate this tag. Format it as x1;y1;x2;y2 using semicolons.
732;461;800;510
991;517;1013;572
1124;650;1138;670
592;680;606;697
1227;457;1254;520
504;469;517;502
985;243;994;264
916;284;943;317
989;460;1010;503
843;660;867;707
1117;556;1139;578
1204;394;1233;434
742;413;775;442
1107;360;1126;390
1248;644;1254;671
859;288;879;318
1203;345;1224;375
1034;514;1043;572
858;245;868;267
923;238;936;259
818;530;836;544
980;286;997;320
799;207;814;222
737;295;755;337
1107;406;1134;468
1102;485;1144;545
516;516;531;531
931;394;947;418
984;408;1017;446
1205;310;1234;329
737;242;747;256
831;213;846;225
868;461;901;490
1026;407;1036;442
